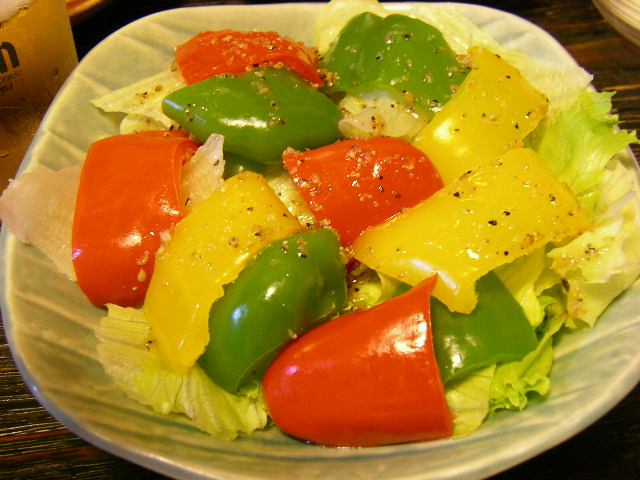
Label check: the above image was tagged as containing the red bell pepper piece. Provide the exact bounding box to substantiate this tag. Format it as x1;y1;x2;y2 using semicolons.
282;136;443;246
262;275;452;447
175;30;324;87
71;131;200;307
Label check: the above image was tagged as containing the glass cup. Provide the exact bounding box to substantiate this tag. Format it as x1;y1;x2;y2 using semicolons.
0;0;78;190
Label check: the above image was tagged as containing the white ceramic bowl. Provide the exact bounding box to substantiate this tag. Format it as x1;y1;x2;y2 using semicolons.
593;0;640;46
2;3;639;479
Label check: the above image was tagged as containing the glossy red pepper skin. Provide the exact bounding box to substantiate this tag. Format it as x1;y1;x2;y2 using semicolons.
262;275;452;447
175;30;324;86
71;131;199;307
282;136;443;246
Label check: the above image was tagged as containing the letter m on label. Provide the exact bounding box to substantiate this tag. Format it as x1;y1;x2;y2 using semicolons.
0;42;20;74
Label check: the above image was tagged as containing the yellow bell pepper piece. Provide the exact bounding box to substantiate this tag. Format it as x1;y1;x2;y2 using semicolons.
412;46;549;184
352;148;591;313
144;171;301;374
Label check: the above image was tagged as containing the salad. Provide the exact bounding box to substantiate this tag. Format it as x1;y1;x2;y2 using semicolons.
1;0;638;448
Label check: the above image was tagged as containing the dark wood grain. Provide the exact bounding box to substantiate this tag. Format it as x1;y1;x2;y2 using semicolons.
1;1;638;479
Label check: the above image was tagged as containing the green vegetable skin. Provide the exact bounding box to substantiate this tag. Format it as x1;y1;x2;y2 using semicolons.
392;272;538;385
199;228;347;393
320;12;469;119
431;272;538;384
162;68;343;164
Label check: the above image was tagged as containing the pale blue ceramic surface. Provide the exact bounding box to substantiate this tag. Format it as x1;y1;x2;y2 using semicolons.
2;3;639;479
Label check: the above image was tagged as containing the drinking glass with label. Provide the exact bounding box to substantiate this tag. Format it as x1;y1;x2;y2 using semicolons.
0;0;77;189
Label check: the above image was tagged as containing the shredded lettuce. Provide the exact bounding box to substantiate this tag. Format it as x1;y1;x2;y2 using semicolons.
494;248;550;327
118;113;168;134
445;365;496;436
344;265;405;312
488;312;564;412
524;90;640;328
337;90;429;140
95;305;268;440
91;68;184;132
528;91;638;217
547;159;640;328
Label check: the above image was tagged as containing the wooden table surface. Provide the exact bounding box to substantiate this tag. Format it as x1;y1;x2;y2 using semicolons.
1;0;639;478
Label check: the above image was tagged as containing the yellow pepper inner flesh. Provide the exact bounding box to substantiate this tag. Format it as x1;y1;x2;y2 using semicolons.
412;46;549;184
144;171;302;374
351;148;591;313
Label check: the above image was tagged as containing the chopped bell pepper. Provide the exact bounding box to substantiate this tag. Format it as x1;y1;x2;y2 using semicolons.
143;171;302;375
175;30;323;86
320;13;469;119
200;228;347;393
162;68;342;165
282;136;443;246
352;148;592;314
430;271;538;384
71;131;199;307
222;152;267;177
412;46;549;183
262;275;452;447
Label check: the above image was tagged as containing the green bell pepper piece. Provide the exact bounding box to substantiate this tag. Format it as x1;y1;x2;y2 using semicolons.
321;13;469;119
199;228;347;393
162;68;342;164
392;271;538;384
223;152;266;177
430;271;539;384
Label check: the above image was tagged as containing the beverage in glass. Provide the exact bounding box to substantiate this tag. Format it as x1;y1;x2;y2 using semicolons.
0;0;78;189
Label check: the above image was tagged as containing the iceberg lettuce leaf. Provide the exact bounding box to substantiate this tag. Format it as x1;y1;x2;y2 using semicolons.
91;69;184;131
547;159;640;328
337;90;429;140
445;365;495;436
96;304;268;440
527;90;637;217
524;90;640;328
488;313;563;412
494;247;550;327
